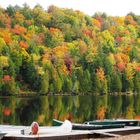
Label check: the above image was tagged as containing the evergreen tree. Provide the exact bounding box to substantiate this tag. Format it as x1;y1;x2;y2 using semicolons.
54;76;62;93
75;67;84;93
111;73;122;92
106;75;111;93
71;70;79;93
0;68;3;93
21;57;40;90
63;77;73;93
39;72;49;94
126;79;134;92
101;79;108;94
92;75;101;94
6;5;16;17
134;72;140;93
122;73;127;92
8;60;16;78
72;80;79;93
81;69;92;93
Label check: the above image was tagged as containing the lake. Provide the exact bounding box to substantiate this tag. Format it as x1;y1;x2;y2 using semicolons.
0;94;140;126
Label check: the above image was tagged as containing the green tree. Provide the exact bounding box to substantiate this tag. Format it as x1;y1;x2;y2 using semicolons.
6;5;16;17
81;69;92;93
2;77;18;95
106;75;111;93
126;79;134;92
101;79;108;94
134;72;140;93
8;60;16;78
0;68;3;93
111;73;122;92
54;76;62;93
63;77;73;93
21;57;40;90
92;74;101;94
39;72;49;94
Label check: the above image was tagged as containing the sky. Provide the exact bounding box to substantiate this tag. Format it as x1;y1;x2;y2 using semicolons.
0;0;139;16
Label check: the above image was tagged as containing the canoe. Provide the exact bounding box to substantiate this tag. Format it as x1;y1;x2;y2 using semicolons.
0;120;72;136
84;119;140;126
53;119;125;130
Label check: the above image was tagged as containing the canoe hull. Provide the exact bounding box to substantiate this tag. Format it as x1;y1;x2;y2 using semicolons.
52;119;125;130
72;124;124;130
84;120;139;126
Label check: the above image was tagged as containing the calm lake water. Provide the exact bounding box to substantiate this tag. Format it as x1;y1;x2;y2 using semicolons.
0;94;140;126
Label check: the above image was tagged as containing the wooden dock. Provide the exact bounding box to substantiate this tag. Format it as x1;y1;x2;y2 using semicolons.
1;125;140;140
2;130;91;140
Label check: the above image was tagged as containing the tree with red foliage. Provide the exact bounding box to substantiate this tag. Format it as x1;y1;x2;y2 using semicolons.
64;57;73;76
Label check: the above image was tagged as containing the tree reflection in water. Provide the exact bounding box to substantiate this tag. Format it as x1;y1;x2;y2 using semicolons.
0;94;140;125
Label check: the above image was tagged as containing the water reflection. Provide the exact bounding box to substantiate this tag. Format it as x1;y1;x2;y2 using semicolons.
107;94;122;119
0;95;140;126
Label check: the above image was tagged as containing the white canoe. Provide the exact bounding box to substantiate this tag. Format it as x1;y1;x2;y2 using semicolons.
0;120;72;136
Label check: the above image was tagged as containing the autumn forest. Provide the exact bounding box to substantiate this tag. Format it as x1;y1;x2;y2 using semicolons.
0;4;140;95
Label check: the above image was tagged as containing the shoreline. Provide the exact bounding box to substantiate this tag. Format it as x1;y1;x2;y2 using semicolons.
93;133;140;140
0;91;139;97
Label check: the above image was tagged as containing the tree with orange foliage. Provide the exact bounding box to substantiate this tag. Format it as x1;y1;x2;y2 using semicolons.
125;15;136;25
0;12;11;28
12;24;27;35
19;41;28;49
96;67;105;81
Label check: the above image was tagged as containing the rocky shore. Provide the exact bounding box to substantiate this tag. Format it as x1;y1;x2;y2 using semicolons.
94;134;140;140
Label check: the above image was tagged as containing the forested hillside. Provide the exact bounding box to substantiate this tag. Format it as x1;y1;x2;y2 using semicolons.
0;4;140;95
